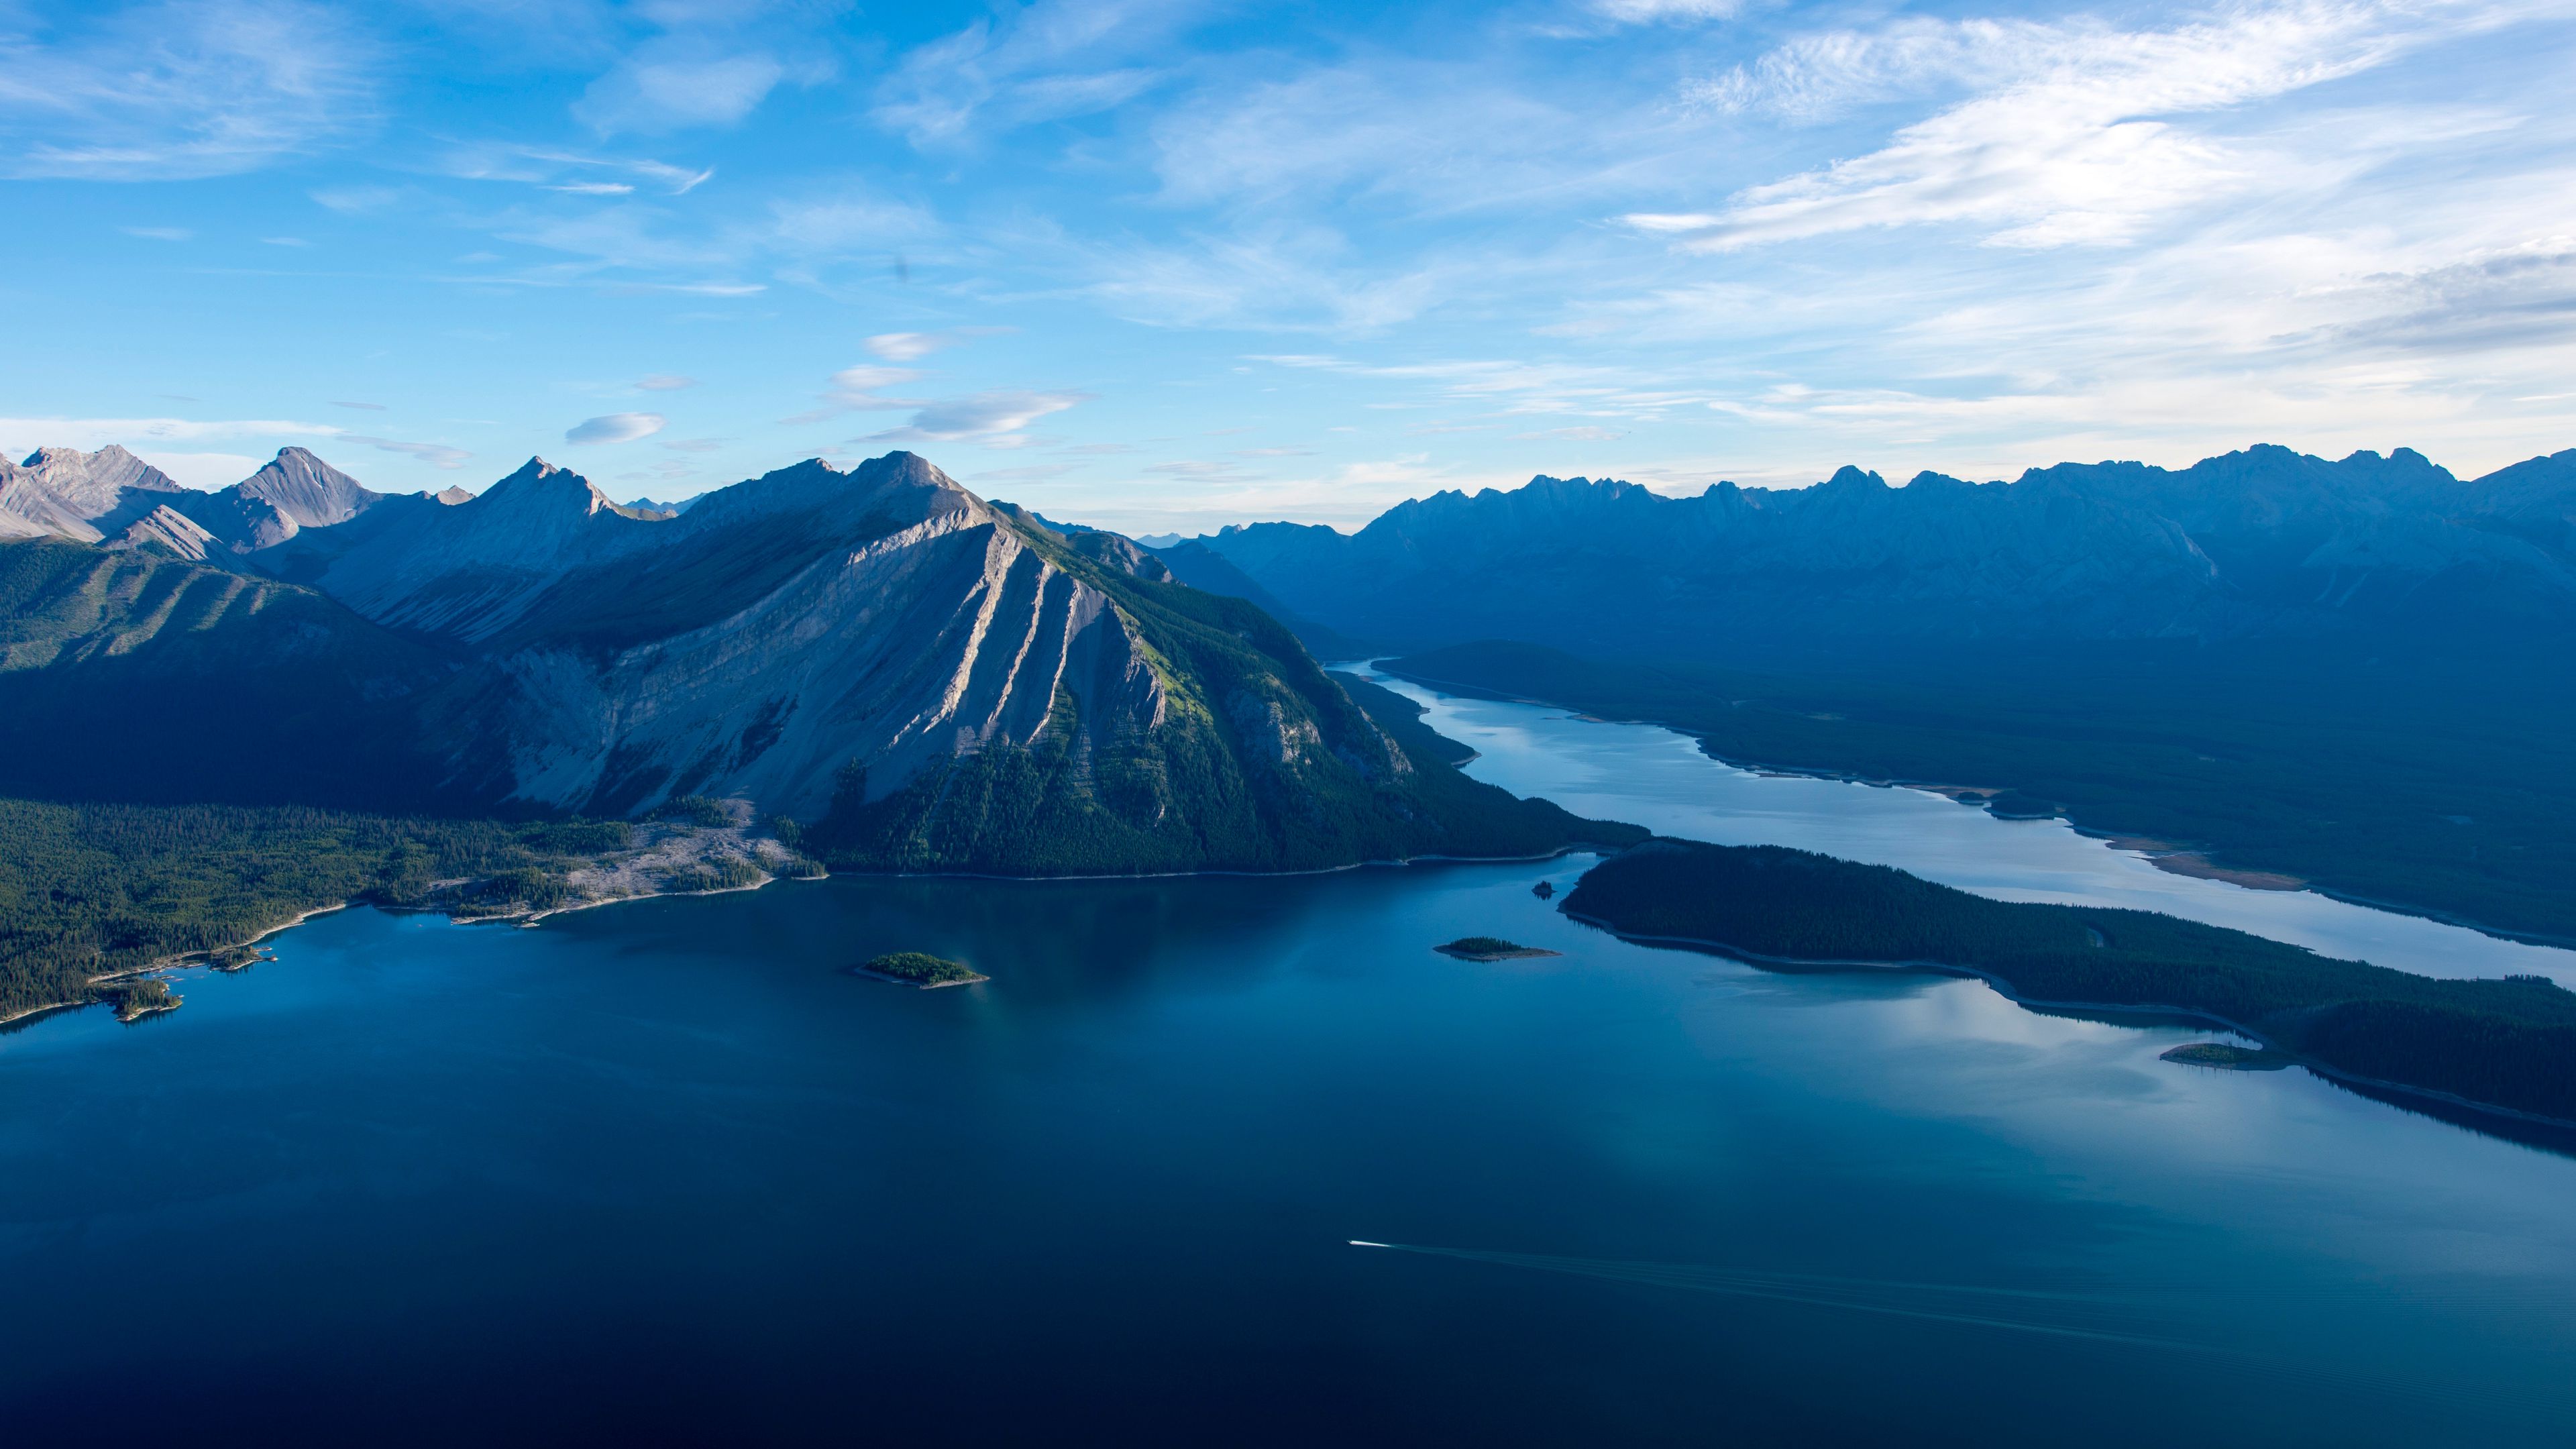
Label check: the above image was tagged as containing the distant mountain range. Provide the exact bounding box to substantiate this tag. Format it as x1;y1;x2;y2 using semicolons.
1170;445;2576;661
0;446;1623;872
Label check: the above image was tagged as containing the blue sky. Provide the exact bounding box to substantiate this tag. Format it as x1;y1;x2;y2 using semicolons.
3;0;2573;532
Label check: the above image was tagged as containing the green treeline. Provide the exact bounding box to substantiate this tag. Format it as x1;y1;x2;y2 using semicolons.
1385;637;2576;944
1562;839;2576;1122
0;800;626;1020
860;951;983;985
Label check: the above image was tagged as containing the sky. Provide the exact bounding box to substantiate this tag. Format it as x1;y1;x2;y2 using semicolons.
1;0;2573;534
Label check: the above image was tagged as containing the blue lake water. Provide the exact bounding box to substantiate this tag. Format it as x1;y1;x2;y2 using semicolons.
5;690;2575;1445
1364;666;2576;983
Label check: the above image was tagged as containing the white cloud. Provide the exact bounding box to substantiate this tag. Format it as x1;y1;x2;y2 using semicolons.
120;225;192;241
636;374;698;391
867;333;946;362
827;366;920;396
441;146;716;196
566;413;667;445
1593;0;1741;24
870;391;1087;445
782;364;924;424
0;416;341;449
1638;3;2479;253
575;52;810;136
761;195;942;254
342;435;473;469
873;1;1187;146
0;1;378;180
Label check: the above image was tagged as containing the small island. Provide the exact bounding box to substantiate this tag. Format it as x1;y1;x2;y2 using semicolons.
113;979;182;1022
2161;1042;2291;1071
854;951;989;988
1436;936;1562;962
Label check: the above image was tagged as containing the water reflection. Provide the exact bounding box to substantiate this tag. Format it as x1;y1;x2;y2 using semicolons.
1361;667;2576;983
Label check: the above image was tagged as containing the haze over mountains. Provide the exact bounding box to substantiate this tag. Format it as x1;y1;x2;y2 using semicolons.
0;444;1617;873
1171;445;2576;663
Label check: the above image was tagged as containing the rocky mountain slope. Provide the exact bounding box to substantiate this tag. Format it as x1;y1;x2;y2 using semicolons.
1178;445;2576;662
0;445;191;545
166;446;386;553
0;447;1629;873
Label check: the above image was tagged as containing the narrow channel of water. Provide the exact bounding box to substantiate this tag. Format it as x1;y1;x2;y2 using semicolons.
1362;667;2576;983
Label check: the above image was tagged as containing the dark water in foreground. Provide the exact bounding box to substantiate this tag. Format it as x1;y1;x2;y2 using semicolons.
6;864;2575;1446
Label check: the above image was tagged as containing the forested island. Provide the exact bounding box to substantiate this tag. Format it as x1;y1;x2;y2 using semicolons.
1435;936;1560;961
856;952;988;987
1561;839;2576;1124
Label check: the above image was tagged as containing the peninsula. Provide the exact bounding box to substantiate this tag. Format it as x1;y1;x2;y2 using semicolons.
1561;838;2576;1126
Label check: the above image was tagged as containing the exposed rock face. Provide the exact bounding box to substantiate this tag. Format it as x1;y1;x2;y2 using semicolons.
168;446;383;552
0;445;189;543
198;451;1164;818
0;447;1171;821
115;504;219;561
1183;445;2576;661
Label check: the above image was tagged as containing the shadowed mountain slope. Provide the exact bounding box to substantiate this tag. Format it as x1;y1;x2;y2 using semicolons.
1186;445;2576;662
0;449;1631;875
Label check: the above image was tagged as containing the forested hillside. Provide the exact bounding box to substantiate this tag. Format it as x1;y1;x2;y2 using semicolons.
0;801;627;1021
1564;839;2576;1124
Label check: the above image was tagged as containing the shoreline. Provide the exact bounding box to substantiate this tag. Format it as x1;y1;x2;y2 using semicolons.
817;842;1621;887
0;846;1611;1033
853;965;991;989
0;902;356;1030
1558;908;2576;1134
1375;664;2575;953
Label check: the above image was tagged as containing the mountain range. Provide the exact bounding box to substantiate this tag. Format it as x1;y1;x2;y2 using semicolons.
1171;445;2576;662
0;445;1626;873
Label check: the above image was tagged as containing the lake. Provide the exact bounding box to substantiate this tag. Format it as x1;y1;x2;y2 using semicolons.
1362;666;2576;983
4;690;2573;1444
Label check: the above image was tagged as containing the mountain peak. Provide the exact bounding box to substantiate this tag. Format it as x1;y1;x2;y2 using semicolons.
479;457;622;515
1821;465;1887;490
235;446;379;529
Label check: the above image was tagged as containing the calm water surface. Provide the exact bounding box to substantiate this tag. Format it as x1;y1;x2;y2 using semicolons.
1364;667;2576;983
5;698;2575;1445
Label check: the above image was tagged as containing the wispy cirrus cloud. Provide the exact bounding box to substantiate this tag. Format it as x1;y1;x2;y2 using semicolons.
439;146;717;196
0;1;379;180
873;0;1189;146
1635;2;2492;252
